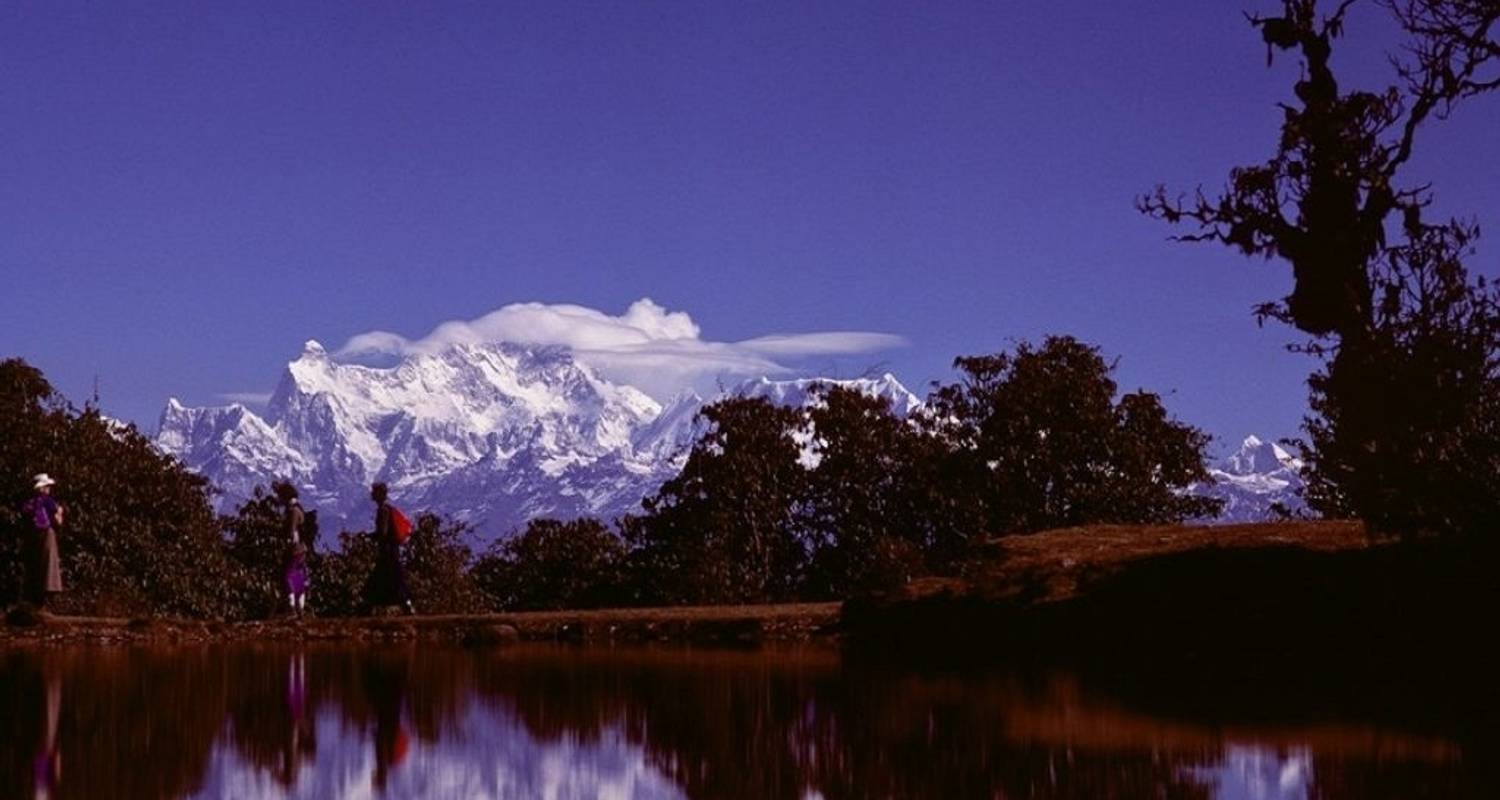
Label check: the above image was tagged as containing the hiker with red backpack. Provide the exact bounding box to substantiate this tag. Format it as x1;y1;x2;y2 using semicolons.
365;482;414;615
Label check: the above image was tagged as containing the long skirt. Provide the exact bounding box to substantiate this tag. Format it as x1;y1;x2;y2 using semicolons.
284;548;309;596
28;528;63;602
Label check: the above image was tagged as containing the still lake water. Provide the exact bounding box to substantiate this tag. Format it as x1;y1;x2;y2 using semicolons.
0;643;1490;799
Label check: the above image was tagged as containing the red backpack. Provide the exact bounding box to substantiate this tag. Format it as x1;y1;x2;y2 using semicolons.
389;505;412;545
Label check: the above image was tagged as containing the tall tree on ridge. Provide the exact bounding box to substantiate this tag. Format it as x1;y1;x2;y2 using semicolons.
1140;0;1500;536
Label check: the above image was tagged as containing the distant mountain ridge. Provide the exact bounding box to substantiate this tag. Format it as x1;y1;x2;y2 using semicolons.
157;342;1306;541
156;341;921;541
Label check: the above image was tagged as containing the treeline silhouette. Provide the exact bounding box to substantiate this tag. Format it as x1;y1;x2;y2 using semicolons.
2;336;1220;617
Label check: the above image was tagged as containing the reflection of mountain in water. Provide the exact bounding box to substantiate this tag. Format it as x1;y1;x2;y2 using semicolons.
1183;746;1314;800
203;707;684;800
0;646;1480;800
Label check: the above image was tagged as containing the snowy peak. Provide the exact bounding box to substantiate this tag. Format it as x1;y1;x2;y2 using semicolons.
733;373;923;418
1223;435;1303;477
1191;434;1308;524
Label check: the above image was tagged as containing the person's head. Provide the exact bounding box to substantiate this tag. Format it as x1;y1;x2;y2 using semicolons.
371;482;389;503
274;481;299;503
33;473;56;495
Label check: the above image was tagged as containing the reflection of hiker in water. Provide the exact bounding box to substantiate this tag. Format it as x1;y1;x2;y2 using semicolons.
32;670;62;800
276;651;317;787
364;483;414;615
366;654;412;791
20;474;65;612
275;483;311;616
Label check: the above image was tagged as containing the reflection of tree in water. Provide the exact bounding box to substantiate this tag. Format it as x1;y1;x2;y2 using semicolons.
0;645;1486;799
1306;758;1474;800
467;650;1213;799
0;649;231;800
794;672;1219;800
220;644;474;790
223;650;318;787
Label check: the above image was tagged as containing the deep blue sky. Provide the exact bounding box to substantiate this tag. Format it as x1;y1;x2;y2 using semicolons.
3;1;1496;454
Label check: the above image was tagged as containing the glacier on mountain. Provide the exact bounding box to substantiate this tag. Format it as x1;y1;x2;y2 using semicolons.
157;342;1303;542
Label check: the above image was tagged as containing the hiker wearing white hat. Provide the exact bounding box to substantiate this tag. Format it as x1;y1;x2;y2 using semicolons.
22;473;65;608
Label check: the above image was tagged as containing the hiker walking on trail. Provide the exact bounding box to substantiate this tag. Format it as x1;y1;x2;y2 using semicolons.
276;482;311;616
21;474;65;611
366;482;414;615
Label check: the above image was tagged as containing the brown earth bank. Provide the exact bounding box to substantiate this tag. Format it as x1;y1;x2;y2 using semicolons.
0;602;842;647
6;519;1498;675
831;520;1500;747
842;520;1500;690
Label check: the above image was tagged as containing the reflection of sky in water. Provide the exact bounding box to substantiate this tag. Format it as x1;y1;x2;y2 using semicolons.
194;703;685;800
1183;745;1314;800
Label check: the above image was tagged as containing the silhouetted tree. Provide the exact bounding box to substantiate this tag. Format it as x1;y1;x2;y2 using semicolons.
310;530;377;617
629;397;809;604
1302;228;1500;535
0;359;60;602
1139;0;1500;537
801;385;928;596
474;517;625;610
0;358;240;617
403;513;487;614
925;337;1221;535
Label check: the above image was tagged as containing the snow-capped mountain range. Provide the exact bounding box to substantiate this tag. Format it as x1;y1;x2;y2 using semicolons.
157;342;1305;542
156;340;922;540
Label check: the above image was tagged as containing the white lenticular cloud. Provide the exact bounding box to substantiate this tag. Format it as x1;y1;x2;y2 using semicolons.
336;298;904;399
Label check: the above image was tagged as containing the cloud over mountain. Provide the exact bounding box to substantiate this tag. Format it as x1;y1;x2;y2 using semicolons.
335;298;906;400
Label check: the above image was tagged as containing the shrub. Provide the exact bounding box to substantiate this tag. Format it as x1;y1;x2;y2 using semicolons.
474;517;626;611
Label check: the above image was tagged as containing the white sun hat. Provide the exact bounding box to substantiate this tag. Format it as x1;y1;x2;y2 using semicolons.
33;473;57;490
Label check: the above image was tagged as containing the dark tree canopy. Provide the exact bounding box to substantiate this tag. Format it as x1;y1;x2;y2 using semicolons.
0;358;241;617
474;517;626;610
629;396;809;604
402;513;487;614
800;385;929;596
623;338;1220;603
925;337;1222;535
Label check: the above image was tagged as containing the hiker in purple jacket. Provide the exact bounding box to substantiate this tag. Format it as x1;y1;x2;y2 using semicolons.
276;482;310;616
21;473;65;610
